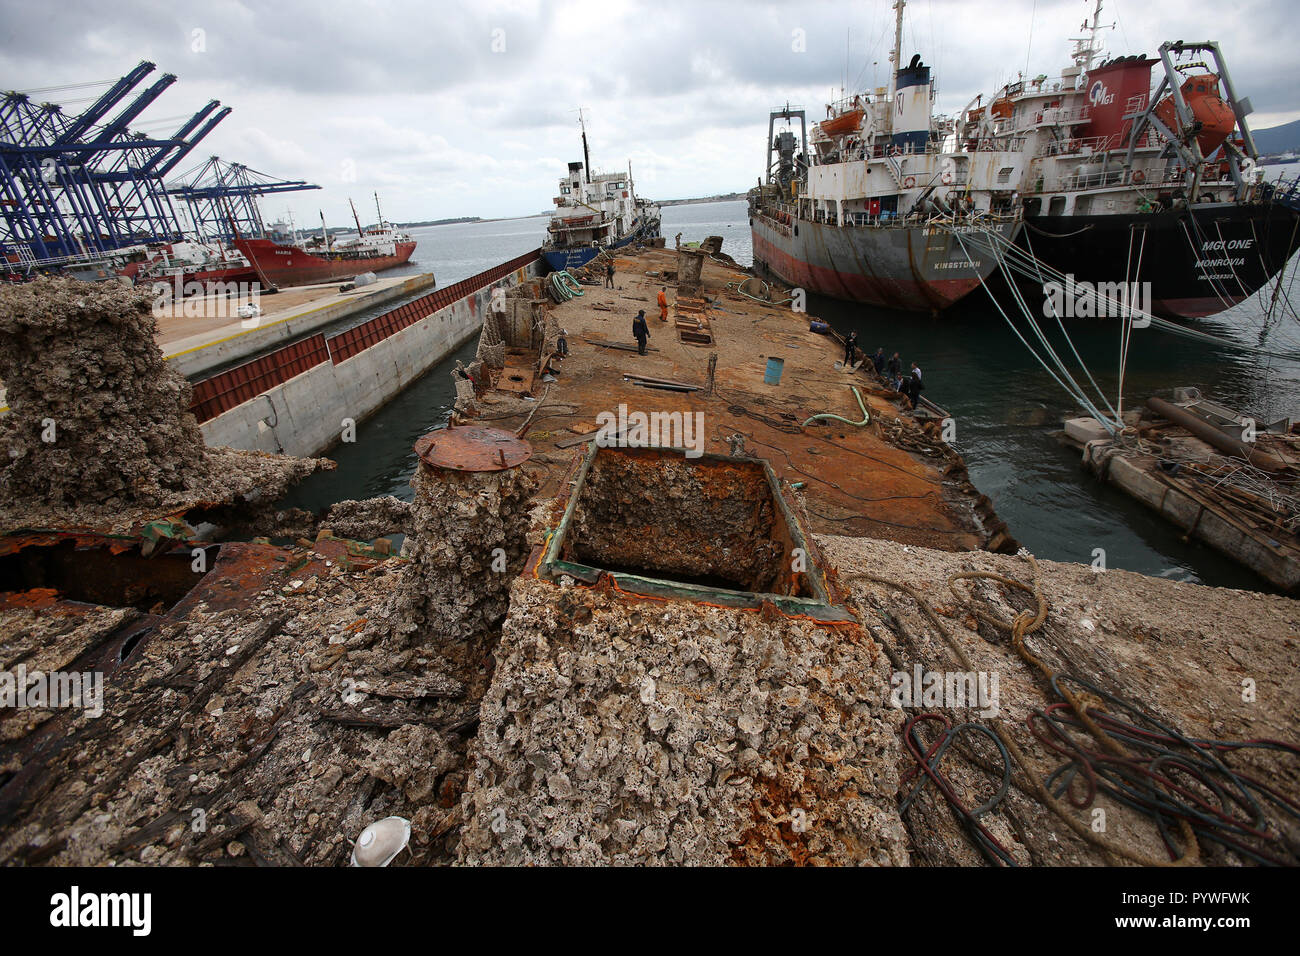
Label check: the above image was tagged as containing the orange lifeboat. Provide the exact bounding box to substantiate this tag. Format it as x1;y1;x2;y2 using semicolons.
820;108;865;137
1154;73;1236;157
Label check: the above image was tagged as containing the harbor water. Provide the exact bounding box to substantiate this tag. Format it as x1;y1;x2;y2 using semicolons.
283;192;1300;591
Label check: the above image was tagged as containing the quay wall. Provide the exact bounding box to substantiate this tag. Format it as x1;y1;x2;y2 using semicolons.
197;249;543;459
166;273;438;379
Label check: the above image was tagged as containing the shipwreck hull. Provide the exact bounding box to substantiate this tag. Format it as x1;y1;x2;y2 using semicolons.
751;209;1019;313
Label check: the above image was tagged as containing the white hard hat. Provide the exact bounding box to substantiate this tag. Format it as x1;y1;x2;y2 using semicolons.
350;816;412;867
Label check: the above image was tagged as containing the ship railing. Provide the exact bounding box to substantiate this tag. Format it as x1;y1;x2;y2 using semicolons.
970;136;1027;153
0;247;146;274
1029;105;1091;127
1040;134;1116;157
830;208;1020;229
1035;165;1189;193
825;93;873;116
1124;93;1148;114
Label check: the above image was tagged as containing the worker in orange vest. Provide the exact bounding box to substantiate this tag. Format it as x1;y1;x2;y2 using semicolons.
657;286;669;322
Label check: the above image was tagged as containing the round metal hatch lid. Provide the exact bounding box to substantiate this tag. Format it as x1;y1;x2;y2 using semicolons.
414;425;532;471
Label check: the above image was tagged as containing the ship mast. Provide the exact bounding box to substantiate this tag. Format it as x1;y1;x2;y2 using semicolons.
888;0;905;104
579;108;591;185
1070;0;1106;73
349;198;364;237
374;192;385;232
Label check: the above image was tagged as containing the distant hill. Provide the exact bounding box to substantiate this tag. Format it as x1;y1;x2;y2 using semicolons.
1253;119;1300;156
659;193;746;207
394;216;482;228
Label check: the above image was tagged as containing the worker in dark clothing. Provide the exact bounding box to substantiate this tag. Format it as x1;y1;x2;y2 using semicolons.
907;362;924;408
632;309;649;355
605;261;615;288
872;348;886;375
556;328;569;357
886;351;902;379
843;330;858;368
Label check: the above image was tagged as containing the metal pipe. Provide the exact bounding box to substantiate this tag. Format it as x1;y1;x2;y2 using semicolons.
1146;396;1289;473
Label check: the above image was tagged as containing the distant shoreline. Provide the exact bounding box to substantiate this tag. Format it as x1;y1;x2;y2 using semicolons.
404;194;746;229
657;193;745;207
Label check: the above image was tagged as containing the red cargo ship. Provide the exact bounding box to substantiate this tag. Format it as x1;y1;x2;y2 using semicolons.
233;235;416;287
234;196;417;288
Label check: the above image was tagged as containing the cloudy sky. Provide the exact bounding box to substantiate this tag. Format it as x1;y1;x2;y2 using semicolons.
2;0;1295;224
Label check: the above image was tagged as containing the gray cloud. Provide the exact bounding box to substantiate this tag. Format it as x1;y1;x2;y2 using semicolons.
1;0;1295;222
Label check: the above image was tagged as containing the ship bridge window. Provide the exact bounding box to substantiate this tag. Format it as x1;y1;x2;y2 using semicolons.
561;185;571;194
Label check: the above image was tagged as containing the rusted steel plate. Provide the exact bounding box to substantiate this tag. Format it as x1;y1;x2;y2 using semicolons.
415;426;532;472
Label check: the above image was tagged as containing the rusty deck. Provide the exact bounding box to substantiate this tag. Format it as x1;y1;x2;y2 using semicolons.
461;246;1007;553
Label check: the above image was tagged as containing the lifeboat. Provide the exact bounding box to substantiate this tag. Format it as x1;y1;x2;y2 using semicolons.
1154;73;1236;157
820;109;865;137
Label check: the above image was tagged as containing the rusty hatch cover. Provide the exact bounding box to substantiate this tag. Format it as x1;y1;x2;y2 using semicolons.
414;425;533;471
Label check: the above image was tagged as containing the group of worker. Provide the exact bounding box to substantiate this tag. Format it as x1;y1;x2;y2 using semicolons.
631;285;670;355
613;254;672;355
842;330;926;409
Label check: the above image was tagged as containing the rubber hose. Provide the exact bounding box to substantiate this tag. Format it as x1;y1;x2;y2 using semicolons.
803;385;870;428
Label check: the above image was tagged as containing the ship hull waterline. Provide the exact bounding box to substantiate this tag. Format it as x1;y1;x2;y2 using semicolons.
542;217;662;272
1013;202;1300;320
750;210;1023;313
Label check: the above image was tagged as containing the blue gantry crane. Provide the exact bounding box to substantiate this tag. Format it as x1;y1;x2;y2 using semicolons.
0;60;315;279
0;60;230;272
166;156;319;246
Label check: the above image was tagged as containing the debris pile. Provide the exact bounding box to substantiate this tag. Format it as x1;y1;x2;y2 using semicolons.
0;538;486;866
823;535;1300;866
0;278;205;507
0;279;332;533
458;577;909;865
318;496;413;542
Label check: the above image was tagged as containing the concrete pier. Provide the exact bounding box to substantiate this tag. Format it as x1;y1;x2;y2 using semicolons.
164;273;436;378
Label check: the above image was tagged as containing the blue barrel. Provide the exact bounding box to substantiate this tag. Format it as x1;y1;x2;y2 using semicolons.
764;356;784;385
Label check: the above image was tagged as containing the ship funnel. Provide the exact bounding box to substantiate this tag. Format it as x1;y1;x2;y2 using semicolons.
1080;57;1157;148
892;56;931;151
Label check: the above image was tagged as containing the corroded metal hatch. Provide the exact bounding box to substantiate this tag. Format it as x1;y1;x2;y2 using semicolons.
540;444;850;621
415;425;532;472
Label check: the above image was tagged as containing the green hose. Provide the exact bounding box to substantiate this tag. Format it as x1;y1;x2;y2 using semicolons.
803;385;870;428
549;270;584;301
726;275;794;306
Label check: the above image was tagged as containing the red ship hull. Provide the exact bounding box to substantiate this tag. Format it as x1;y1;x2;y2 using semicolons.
234;237;417;287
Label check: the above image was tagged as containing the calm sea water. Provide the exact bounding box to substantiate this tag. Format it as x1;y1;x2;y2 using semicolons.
282;184;1300;592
